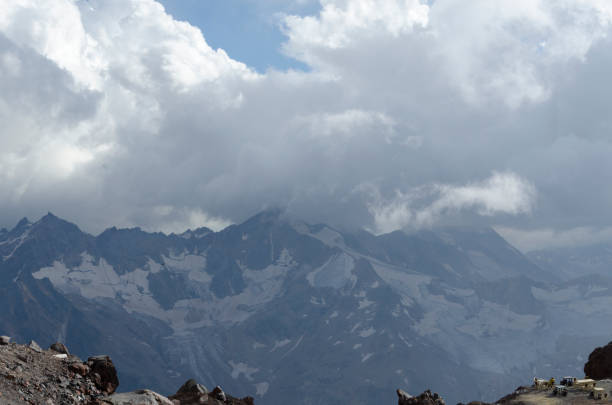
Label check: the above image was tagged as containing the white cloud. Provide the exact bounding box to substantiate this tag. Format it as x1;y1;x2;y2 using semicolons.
282;0;429;53
282;0;612;107
495;226;612;252
365;172;536;234
151;206;232;234
1;0;612;238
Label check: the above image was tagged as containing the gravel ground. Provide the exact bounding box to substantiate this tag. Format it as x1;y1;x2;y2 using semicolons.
495;381;612;405
0;341;107;404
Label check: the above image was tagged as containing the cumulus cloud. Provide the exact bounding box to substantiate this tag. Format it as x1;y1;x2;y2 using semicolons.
364;172;536;234
282;0;429;54
282;0;612;107
1;0;612;241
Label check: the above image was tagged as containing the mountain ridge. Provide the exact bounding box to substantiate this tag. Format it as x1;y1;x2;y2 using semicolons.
1;211;611;404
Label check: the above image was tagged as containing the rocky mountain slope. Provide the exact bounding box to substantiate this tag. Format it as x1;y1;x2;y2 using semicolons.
2;210;612;404
528;244;612;280
0;337;252;405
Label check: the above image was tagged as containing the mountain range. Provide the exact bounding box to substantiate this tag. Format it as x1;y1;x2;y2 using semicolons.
1;210;611;404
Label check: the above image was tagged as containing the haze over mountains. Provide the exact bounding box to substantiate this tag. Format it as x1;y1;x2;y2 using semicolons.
0;210;611;404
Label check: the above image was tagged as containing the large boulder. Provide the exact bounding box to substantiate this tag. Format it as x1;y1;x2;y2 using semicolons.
49;342;69;354
168;380;254;405
28;340;42;352
397;389;445;405
585;341;612;379
106;389;174;405
169;379;208;403
87;355;119;394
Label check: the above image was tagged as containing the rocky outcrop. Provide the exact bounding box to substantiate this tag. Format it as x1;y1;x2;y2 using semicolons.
28;340;42;352
106;389;174;405
87;355;119;394
49;342;70;355
0;337;255;405
584;341;612;380
168;378;208;403
169;380;254;405
0;338;110;404
397;389;445;405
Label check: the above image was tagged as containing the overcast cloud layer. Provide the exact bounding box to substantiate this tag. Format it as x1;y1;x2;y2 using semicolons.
2;0;612;251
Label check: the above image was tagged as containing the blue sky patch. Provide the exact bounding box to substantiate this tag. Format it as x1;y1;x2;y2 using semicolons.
159;0;316;72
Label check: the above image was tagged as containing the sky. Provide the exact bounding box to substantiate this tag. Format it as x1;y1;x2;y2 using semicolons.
1;0;612;251
157;0;317;72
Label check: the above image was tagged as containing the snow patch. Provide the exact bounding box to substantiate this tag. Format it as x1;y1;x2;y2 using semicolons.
35;249;296;332
307;252;355;289
358;298;374;310
254;382;269;397
361;353;373;362
455;301;541;338
228;361;258;381
359;327;376;338
33;254;122;299
270;339;292;351
294;223;347;248
2;228;30;261
532;286;581;303
370;261;431;299
310;296;326;305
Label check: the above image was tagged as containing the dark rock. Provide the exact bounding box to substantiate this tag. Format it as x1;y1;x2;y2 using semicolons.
211;386;226;402
70;363;89;376
168;378;208;403
175;379;208;395
585;340;612;379
87;355;119;394
28;340;42;353
397;389;412;401
241;397;255;405
0;336;10;345
49;342;69;355
397;389;445;405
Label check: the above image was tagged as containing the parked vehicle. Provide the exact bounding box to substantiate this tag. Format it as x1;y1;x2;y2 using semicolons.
561;376;576;386
592;387;608;400
574;378;596;390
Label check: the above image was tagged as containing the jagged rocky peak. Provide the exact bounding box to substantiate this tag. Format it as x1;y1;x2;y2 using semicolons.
243;207;285;225
6;216;31;237
32;211;85;233
178;226;213;239
0;336;255;405
14;216;31;229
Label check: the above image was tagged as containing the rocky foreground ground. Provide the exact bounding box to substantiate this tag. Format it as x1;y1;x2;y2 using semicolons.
4;332;612;405
395;341;612;405
0;336;253;405
397;384;612;405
